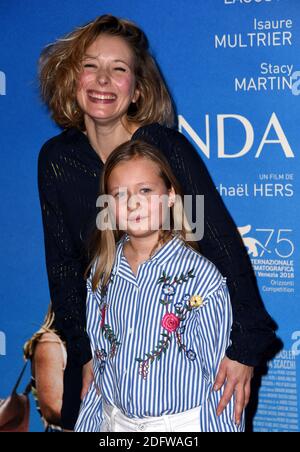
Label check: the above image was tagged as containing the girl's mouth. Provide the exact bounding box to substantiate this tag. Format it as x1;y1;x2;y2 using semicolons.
128;215;146;223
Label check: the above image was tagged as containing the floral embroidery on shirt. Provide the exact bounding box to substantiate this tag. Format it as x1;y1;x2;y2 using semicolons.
100;305;107;329
186;349;197;361
161;312;180;332
98;273;121;360
189;295;204;308
102;324;121;359
95;348;107;361
162;284;176;297
136;268;203;380
95;348;107;374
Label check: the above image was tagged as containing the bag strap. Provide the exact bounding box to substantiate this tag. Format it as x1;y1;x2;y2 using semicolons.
24;381;32;396
12;361;29;395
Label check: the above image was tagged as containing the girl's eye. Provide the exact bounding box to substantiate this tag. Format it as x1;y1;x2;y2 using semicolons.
140;188;152;194
114;67;126;72
114;192;127;199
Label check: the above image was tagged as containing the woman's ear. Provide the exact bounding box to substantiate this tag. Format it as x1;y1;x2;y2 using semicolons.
132;87;140;104
168;187;176;207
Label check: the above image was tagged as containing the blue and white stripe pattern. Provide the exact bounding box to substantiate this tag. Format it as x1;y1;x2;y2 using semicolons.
75;235;244;432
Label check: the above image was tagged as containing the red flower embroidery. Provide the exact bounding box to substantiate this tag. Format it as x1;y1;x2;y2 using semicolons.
161;313;180;333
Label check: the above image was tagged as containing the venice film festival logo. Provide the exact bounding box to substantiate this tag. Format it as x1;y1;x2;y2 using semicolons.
238;225;294;259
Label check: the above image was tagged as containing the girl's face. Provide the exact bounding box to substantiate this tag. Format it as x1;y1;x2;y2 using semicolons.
107;157;175;238
76;34;139;126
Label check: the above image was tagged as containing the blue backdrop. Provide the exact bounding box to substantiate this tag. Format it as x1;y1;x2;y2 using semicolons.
0;0;299;432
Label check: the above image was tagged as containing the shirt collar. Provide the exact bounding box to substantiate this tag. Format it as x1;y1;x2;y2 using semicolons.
113;233;185;276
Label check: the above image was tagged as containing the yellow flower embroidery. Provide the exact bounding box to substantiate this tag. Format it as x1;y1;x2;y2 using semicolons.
189;295;204;308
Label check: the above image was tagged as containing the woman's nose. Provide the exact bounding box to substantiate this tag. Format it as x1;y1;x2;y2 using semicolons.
96;68;110;85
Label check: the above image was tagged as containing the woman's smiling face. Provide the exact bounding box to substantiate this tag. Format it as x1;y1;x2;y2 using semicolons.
76;34;139;126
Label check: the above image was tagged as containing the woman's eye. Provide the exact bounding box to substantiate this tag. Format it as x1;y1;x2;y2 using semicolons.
83;64;97;69
114;67;126;72
140;188;152;194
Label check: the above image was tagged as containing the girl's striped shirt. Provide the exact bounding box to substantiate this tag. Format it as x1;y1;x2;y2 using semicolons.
75;235;244;432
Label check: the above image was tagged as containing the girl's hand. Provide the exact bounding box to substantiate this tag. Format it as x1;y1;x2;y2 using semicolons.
214;357;254;425
81;359;94;400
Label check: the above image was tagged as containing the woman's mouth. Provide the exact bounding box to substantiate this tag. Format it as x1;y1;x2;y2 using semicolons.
87;90;117;103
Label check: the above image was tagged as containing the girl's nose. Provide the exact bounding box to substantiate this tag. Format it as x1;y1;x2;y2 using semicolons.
127;194;141;211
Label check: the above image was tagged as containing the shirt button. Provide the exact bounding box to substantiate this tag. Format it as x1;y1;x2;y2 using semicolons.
129;328;133;334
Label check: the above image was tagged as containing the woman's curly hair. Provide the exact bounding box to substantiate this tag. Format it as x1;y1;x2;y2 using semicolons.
39;14;175;130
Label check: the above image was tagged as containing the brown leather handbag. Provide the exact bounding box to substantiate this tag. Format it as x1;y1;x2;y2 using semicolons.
0;362;31;432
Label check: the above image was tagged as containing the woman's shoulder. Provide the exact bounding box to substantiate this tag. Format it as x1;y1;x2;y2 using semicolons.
134;123;191;150
34;331;66;358
38;128;83;164
33;337;66;371
37;331;62;344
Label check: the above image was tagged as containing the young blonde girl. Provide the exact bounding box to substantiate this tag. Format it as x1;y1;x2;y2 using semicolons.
75;140;245;432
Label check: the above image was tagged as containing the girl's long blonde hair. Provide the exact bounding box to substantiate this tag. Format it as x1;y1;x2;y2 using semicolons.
23;303;56;360
86;140;198;291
